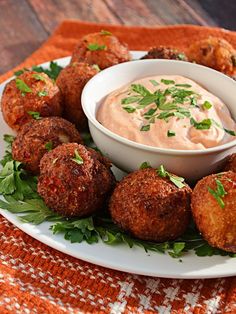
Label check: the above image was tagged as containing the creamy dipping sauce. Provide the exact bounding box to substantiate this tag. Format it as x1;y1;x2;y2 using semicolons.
97;75;236;150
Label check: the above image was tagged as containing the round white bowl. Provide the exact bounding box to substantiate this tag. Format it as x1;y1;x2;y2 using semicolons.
82;59;236;182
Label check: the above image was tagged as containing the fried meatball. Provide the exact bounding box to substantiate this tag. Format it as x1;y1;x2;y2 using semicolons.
188;37;236;76
191;171;236;252
141;46;188;61
1;71;62;131
12;117;82;174
109;168;191;242
37;143;115;217
70;31;131;69
56;62;98;131
223;153;236;173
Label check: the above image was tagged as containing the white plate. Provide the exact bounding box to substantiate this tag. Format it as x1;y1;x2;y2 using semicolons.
0;52;236;279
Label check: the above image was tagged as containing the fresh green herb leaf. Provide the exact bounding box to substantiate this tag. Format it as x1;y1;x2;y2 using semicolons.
177;53;186;60
0;150;13;167
212;119;236;136
72;149;84;165
140;125;150;131
45;141;53;151
0;160;38;200
131;84;151;96
51;217;98;244
190;118;212;130
169;242;185;258
167;130;176;137
202;101;212;110
149;79;159;86
92;64;101;72
175;107;191;118
28;111;41;120
224;128;236;136
157;165;185;188
208;179;227;209
169;175;186;189
0;135;15;167
32;61;63;80
155;90;166;107
139;161;151;169
100;30;112;35
3;134;15;146
138;95;158;107
144;108;157;118
175;84;192;88
87;43;106;51
157;111;175;121
38;90;48;97
14;68;28;76
121;96;141;104
157;164;168;177
0;197;61;224
15;78;32;95
172;89;195;103
123;106;136;113
32;73;46;82
163;86;177;96
190;97;197;107
159;102;178;111
161;79;175;85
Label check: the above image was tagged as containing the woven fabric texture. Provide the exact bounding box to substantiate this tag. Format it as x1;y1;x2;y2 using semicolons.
1;20;236;314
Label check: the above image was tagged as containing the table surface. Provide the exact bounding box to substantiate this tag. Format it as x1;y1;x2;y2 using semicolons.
0;0;235;75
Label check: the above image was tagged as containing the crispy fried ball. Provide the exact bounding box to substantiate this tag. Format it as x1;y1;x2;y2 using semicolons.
37;143;115;217
12;117;82;174
70;31;131;69
141;46;188;61
1;71;62;131
56;62;98;131
191;171;236;252
109;168;191;242
188;37;236;76
223;153;236;173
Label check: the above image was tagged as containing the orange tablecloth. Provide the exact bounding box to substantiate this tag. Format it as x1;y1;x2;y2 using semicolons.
1;20;236;313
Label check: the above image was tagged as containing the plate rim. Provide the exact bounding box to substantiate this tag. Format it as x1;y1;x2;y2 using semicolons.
0;51;236;279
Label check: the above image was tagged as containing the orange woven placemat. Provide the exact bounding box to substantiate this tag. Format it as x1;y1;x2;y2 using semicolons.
1;20;236;314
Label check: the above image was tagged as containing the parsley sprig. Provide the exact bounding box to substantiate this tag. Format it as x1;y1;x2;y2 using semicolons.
0;196;61;225
72;149;84;165
15;78;32;96
157;165;186;188
87;43;106;51
0;135;235;258
208;179;227;208
28;111;41;120
120;80;236;137
14;61;63;80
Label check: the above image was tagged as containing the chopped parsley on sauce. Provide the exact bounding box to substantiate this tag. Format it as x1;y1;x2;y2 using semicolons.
167;130;176;137
202;101;212;110
120;79;236;137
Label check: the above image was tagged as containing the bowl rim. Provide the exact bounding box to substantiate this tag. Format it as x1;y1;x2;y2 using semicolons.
81;59;236;156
